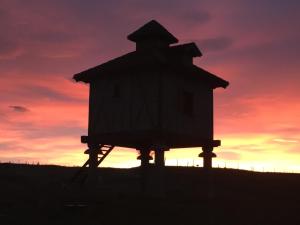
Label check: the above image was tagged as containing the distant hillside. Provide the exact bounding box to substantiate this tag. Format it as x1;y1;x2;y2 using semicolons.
0;163;299;225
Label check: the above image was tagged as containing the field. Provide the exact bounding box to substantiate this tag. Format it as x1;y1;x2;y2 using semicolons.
0;163;299;225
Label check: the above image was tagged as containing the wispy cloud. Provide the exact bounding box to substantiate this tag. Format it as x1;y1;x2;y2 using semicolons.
273;138;299;143
197;37;234;52
9;105;29;113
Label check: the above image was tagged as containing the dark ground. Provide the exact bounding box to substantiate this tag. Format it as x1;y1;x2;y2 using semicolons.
0;163;299;225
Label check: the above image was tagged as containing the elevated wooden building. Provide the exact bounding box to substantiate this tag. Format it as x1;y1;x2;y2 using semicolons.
73;20;229;181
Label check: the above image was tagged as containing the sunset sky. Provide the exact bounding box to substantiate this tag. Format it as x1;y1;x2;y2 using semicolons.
1;0;299;172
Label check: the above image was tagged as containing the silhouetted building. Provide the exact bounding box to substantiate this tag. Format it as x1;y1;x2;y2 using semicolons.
73;20;229;182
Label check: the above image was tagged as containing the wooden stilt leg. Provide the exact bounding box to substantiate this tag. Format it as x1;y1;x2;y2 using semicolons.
87;143;99;186
137;148;152;192
199;146;216;169
154;148;165;168
154;147;168;197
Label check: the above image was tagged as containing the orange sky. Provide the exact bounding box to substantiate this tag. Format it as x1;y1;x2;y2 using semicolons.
0;0;299;172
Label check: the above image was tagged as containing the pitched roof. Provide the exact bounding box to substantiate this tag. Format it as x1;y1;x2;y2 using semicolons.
73;51;162;82
169;43;202;57
170;64;229;88
73;48;229;89
127;20;178;44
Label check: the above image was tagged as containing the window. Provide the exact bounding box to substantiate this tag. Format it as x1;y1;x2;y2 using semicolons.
181;90;194;117
112;84;121;98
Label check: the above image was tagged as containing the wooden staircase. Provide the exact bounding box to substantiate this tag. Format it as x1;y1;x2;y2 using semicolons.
71;144;114;184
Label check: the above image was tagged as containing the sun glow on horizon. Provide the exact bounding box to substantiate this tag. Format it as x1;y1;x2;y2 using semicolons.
1;135;299;173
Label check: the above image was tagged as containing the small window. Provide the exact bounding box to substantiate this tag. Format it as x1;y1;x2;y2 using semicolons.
181;90;194;117
112;84;120;98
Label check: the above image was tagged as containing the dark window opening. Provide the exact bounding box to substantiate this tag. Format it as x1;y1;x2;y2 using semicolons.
112;84;121;98
181;90;194;117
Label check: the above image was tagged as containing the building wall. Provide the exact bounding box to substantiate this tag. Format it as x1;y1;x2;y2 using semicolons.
87;70;214;146
88;71;159;135
161;74;213;140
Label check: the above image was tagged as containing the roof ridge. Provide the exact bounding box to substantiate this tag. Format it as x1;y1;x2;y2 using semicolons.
127;20;178;44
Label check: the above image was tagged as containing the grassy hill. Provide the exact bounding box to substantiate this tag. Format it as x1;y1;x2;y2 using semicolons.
0;163;299;225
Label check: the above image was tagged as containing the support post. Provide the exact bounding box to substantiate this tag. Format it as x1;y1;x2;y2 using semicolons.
87;143;99;186
199;146;216;169
154;146;168;197
154;148;165;168
138;148;152;167
137;148;152;192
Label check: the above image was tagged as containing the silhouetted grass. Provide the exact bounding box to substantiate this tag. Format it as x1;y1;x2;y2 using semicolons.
0;163;299;225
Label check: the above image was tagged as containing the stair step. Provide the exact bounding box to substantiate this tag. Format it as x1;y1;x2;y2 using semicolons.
71;145;115;184
84;150;104;155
